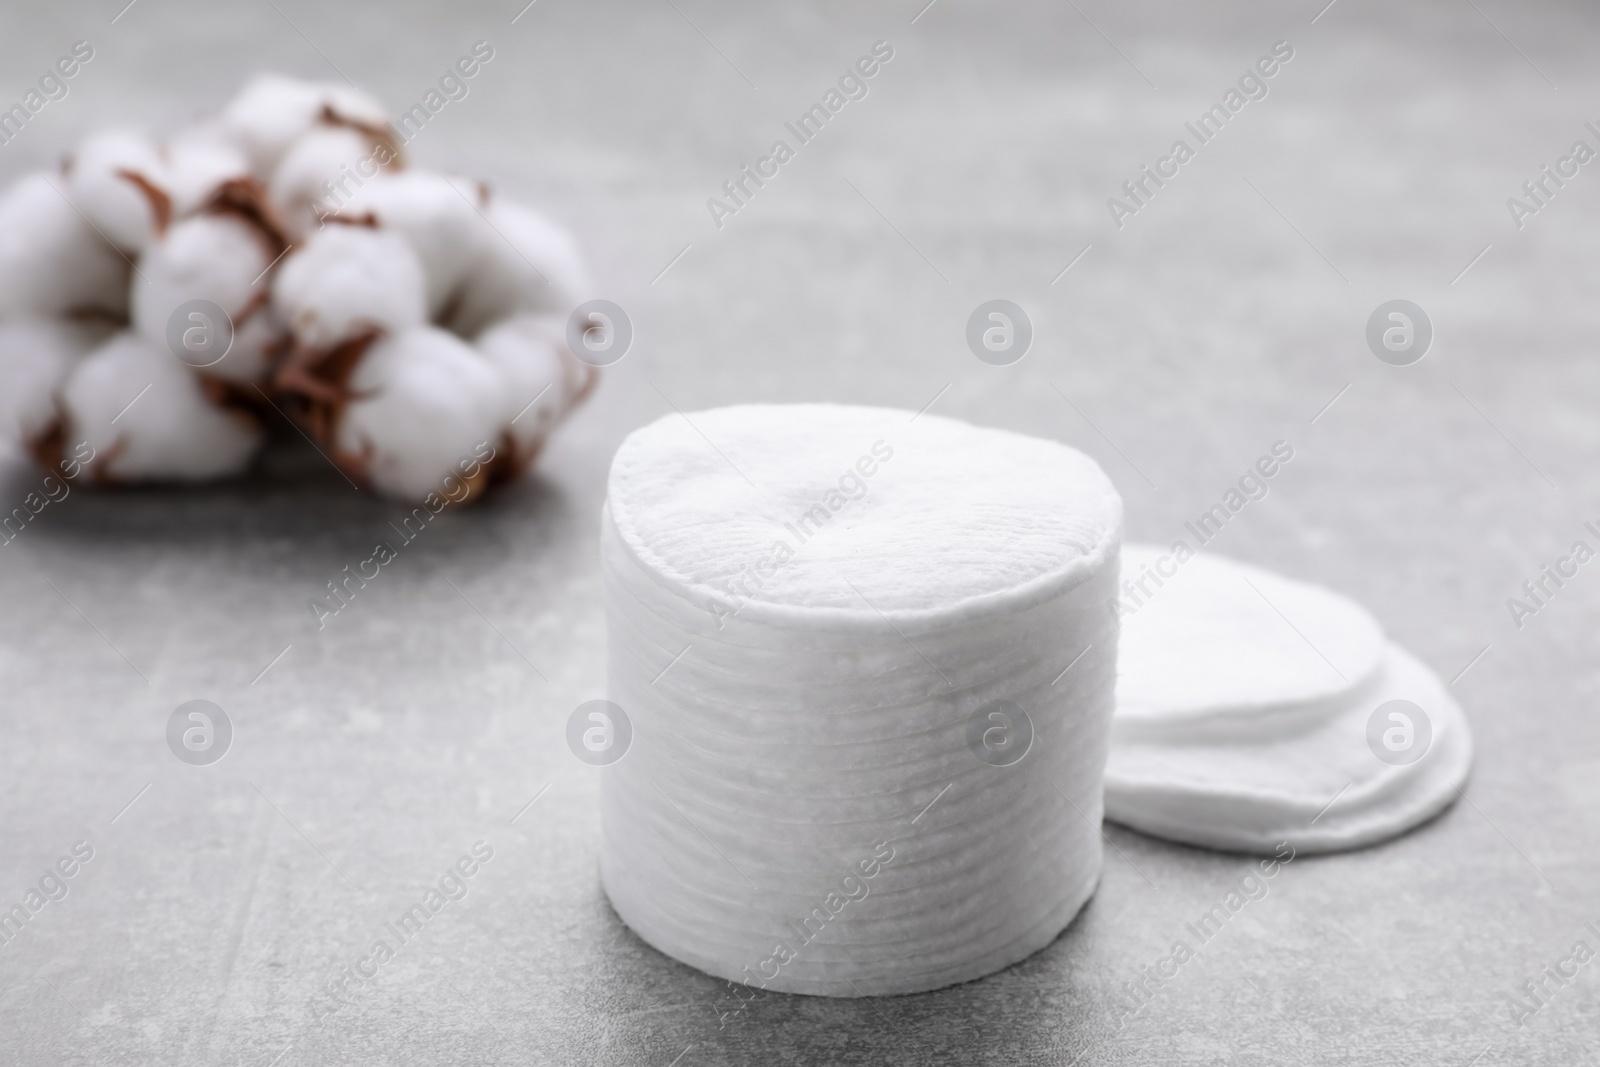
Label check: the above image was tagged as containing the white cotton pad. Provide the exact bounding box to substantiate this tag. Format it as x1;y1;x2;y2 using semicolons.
1115;543;1385;736
1106;642;1472;854
600;404;1123;996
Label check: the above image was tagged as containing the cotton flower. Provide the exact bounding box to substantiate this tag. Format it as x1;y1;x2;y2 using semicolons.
0;318;114;456
475;313;597;473
0;72;599;503
163;124;253;217
206;309;290;391
0;172;130;319
333;326;506;501
64;128;170;252
444;197;590;339
220;74;388;179
269;124;401;237
270;224;430;446
133;186;289;384
273;223;426;349
339;171;487;319
57;331;263;482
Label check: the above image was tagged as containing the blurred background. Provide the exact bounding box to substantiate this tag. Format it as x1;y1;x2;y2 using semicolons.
1;0;1597;1063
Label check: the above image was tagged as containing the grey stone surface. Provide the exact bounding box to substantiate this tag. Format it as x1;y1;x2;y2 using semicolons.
1;1;1598;1063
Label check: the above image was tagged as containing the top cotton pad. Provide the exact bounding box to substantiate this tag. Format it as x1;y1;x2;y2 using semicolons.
1115;543;1385;736
605;403;1122;622
599;404;1123;996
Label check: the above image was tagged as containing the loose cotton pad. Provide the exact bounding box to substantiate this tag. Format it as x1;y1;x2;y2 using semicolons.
1116;544;1385;736
1107;544;1472;854
600;404;1123;996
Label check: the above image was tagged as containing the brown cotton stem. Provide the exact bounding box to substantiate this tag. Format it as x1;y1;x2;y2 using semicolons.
203;177;291;263
24;417;67;480
318;104;405;169
273;331;380;443
115;169;172;238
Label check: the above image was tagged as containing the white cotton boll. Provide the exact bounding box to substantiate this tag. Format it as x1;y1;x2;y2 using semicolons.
318;82;388;129
221;74;387;178
0;318;114;452
208;305;287;385
221;75;328;175
133;214;284;384
164;125;253;217
335;327;505;501
135;215;272;336
65;128;171;252
445;199;590;339
270;125;398;237
0;173;130;319
341;172;488;318
60;332;262;482
272;224;426;349
476;313;596;466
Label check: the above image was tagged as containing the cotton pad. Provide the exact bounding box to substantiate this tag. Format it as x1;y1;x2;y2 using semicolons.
1106;642;1472;854
1116;543;1385;737
1106;543;1472;855
600;404;1123;996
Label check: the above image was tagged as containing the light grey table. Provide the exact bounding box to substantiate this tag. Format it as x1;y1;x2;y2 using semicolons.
2;1;1597;1063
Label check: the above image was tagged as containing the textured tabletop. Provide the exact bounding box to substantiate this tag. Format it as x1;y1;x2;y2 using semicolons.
1;1;1597;1064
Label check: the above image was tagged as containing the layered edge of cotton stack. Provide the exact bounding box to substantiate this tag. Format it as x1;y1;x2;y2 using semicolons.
1106;543;1474;855
599;404;1123;996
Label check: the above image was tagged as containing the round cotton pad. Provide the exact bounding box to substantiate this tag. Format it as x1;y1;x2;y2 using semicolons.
606;405;1124;621
1106;642;1473;854
1115;543;1385;735
600;404;1122;996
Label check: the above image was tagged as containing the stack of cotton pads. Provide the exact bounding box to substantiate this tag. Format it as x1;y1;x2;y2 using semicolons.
1106;544;1473;854
599;404;1122;996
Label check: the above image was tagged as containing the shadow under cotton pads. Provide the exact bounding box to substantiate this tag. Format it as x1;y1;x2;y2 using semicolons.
599;404;1123;996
